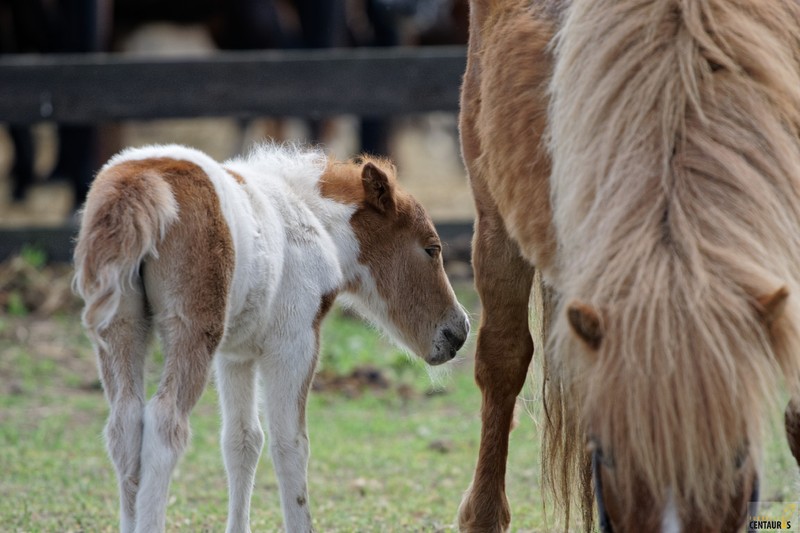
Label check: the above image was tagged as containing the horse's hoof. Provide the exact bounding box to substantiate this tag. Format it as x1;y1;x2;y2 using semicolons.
457;489;511;533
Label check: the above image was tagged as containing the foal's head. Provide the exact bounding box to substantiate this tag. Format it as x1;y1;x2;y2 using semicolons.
322;157;470;365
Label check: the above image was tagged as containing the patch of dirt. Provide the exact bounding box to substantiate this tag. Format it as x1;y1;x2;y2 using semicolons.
0;256;96;397
0;316;98;395
312;365;417;401
0;255;81;317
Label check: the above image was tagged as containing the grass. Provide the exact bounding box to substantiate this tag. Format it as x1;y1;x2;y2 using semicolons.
1;279;798;532
0;282;547;532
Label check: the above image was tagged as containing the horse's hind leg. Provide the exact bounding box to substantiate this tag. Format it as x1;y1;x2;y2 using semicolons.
97;283;150;533
134;314;219;532
216;354;264;533
458;187;535;533
135;246;229;533
785;397;800;467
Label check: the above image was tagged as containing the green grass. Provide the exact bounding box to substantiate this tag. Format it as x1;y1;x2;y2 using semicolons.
0;283;547;532
0;282;798;532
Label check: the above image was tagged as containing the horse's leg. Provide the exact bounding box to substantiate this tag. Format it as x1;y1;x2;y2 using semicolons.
97;284;149;533
134;315;217;533
457;4;537;528
259;328;319;533
128;161;233;532
458;193;535;533
216;354;264;533
785;397;800;467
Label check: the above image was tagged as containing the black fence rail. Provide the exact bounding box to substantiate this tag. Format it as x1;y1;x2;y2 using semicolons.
0;47;471;262
0;47;466;124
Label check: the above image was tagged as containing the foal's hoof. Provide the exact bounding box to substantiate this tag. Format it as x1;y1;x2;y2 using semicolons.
457;487;511;533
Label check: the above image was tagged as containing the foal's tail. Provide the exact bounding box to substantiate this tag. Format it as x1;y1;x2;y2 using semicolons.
73;162;179;342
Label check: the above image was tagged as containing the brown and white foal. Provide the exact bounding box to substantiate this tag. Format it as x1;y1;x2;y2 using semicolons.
73;144;469;533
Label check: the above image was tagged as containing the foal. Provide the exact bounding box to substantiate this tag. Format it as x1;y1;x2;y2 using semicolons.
73;143;469;533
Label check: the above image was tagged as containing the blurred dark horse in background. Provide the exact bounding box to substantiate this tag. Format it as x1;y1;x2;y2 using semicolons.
1;0;468;209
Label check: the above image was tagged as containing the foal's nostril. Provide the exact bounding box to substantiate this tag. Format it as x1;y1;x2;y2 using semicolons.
443;328;466;352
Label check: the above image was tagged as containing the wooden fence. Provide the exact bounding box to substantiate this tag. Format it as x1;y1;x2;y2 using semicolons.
0;47;466;123
0;47;472;262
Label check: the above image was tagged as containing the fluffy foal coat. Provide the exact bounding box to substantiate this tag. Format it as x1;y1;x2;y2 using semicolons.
459;0;800;531
73;144;469;533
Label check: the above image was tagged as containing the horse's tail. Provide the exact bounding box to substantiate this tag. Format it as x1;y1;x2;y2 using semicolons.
73;162;179;342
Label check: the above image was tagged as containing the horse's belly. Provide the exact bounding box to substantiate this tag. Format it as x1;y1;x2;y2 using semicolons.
469;4;558;279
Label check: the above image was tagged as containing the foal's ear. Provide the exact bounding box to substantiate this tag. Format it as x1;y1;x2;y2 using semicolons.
756;286;789;325
361;162;395;214
567;301;604;350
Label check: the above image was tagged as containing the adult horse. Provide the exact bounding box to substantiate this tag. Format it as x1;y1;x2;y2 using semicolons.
457;0;800;531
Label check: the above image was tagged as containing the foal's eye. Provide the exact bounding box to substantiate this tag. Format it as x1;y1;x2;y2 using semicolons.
425;245;441;258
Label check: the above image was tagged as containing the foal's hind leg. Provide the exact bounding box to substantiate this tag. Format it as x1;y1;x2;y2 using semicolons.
135;235;231;530
130;158;233;532
134;316;220;532
216;354;264;533
97;285;150;533
785;397;800;467
458;197;535;533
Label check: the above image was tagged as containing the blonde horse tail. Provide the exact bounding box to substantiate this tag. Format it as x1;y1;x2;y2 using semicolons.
73;164;179;343
534;275;597;531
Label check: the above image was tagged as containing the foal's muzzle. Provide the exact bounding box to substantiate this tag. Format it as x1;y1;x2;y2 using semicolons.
444;327;467;353
427;313;469;365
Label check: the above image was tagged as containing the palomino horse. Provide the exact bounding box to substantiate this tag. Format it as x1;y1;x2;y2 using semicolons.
73;143;470;533
458;0;800;531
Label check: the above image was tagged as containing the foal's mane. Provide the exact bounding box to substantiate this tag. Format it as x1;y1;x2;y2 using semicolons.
543;0;800;525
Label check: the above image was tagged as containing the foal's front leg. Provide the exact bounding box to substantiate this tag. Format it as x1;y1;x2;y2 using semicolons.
260;328;319;533
216;354;265;533
458;207;535;533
